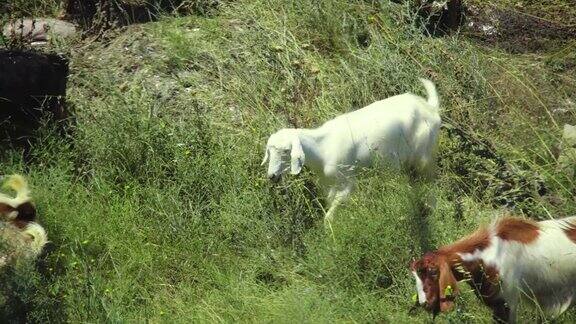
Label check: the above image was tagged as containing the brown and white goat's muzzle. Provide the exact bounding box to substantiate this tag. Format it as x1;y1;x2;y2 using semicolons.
410;259;442;315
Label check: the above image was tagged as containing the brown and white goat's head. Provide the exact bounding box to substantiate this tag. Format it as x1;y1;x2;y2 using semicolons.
410;252;459;315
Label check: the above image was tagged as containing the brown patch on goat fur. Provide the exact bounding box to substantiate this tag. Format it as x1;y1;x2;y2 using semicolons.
496;217;539;243
563;221;576;244
439;227;491;256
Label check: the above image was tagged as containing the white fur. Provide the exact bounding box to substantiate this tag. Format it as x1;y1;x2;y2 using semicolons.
22;222;48;257
262;79;441;223
457;217;576;323
413;271;427;304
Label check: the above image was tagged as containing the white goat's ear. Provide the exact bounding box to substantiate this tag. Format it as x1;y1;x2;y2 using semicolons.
290;137;305;175
261;148;269;166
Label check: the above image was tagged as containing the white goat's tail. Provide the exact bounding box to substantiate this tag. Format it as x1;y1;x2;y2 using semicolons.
419;78;440;111
22;222;48;257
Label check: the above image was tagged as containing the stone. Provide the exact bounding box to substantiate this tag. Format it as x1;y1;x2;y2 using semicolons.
2;18;77;45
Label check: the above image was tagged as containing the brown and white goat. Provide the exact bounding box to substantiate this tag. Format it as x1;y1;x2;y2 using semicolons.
410;216;576;323
0;175;47;266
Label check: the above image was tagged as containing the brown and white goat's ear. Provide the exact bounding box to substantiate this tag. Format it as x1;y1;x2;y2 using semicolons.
290;137;305;175
439;259;459;312
261;148;269;166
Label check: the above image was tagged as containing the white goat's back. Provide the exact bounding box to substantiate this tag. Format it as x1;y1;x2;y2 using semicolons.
320;93;441;170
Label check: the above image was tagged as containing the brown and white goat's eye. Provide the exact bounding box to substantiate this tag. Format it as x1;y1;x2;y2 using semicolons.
428;268;438;276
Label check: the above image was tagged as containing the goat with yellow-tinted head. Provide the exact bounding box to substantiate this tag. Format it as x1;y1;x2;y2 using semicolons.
0;175;47;266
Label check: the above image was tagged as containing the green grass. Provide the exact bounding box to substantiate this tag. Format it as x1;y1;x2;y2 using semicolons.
1;0;576;322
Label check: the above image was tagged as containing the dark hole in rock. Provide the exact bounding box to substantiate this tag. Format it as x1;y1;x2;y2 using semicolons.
0;50;71;155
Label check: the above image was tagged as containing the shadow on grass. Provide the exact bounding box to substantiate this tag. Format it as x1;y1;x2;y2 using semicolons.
0;241;67;323
407;176;435;254
268;172;325;257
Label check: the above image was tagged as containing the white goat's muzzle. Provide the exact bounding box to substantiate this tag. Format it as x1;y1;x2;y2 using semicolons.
266;152;285;183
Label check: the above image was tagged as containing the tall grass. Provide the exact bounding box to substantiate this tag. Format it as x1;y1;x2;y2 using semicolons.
1;0;575;322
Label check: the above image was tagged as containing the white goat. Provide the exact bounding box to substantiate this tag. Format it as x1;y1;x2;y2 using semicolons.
261;78;441;223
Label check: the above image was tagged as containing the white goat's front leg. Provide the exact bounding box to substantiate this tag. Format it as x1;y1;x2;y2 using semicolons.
324;183;353;224
326;187;337;204
319;174;337;212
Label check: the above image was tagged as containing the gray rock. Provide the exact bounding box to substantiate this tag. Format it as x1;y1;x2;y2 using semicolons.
3;18;77;44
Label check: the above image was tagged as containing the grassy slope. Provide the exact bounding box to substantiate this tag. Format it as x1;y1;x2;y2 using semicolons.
1;0;576;322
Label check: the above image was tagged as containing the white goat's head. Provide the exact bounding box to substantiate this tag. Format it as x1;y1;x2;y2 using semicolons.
261;129;305;182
